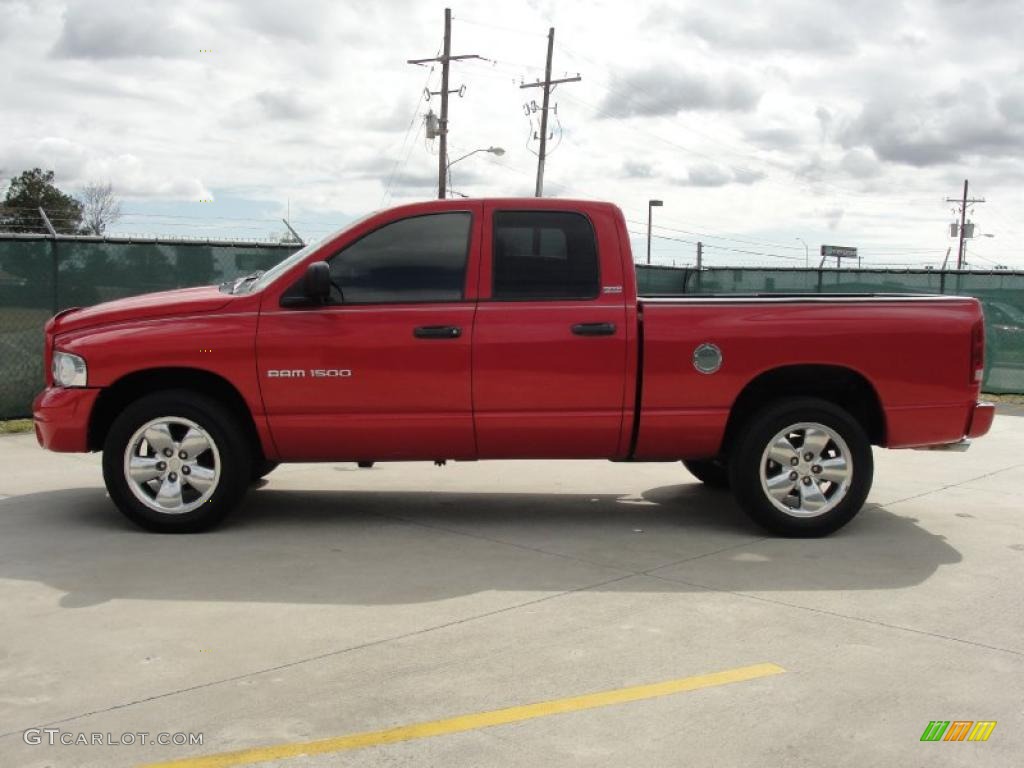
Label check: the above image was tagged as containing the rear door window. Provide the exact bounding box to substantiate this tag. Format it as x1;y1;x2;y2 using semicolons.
492;211;599;300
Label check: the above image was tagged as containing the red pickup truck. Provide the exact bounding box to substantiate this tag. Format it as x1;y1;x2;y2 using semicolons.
33;198;994;536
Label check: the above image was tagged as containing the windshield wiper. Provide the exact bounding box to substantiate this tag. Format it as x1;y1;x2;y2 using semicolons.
219;271;265;295
238;270;264;288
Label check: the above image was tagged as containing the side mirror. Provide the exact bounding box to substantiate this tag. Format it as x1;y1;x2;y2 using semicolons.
303;261;331;304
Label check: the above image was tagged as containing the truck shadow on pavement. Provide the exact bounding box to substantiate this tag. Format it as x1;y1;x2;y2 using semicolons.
0;483;961;608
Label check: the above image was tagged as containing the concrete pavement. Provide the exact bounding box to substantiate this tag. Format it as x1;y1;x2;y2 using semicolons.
1;412;1022;767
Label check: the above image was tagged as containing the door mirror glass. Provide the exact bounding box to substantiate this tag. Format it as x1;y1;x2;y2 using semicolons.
303;261;331;304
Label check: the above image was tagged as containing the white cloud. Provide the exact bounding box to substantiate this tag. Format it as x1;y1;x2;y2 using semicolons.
838;80;1024;167
599;67;761;117
0;138;210;200
840;149;881;179
671;162;765;187
622;160;655;179
52;0;201;59
822;207;844;230
672;6;858;55
91;154;211;199
0;0;1022;266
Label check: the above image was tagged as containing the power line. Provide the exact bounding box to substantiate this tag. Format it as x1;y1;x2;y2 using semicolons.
382;63;437;206
964;248;1007;268
701;242;802;261
560;88;921;214
625;217;805;252
553;43;799;175
550;44;941;211
454;16;546;39
626;228;802;262
383;105;975;266
123;212;298;223
4;205;346;228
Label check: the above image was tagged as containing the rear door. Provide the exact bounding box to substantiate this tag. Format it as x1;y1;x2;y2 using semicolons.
257;207;480;461
472;205;629;458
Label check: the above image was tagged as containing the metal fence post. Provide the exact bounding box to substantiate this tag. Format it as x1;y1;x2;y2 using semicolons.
51;240;58;313
38;207;59;312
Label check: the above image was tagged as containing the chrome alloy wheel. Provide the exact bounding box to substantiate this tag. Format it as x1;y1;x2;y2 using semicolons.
759;422;853;518
123;417;221;514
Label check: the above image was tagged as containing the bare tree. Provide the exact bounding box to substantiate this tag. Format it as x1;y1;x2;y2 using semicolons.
79;181;122;235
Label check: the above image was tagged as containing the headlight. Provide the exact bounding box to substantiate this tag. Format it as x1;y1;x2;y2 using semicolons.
52;351;88;387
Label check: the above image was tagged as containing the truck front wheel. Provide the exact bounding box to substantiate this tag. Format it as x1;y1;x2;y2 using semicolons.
728;398;873;537
102;390;251;533
251;460;279;482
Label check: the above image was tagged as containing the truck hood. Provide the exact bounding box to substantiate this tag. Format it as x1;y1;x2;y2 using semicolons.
49;285;234;335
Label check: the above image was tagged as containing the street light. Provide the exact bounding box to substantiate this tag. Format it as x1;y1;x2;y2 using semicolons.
647;199;663;265
796;237;809;269
446;147;505;198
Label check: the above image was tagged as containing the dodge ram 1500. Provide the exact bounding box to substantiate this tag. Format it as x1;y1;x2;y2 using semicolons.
34;198;994;535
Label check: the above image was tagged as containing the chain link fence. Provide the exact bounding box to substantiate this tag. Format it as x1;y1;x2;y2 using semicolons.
2;239;1022;418
0;236;297;418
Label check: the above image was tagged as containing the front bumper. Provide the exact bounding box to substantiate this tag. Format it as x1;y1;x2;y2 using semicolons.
32;387;101;452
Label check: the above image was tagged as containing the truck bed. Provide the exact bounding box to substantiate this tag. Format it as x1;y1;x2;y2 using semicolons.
632;294;982;459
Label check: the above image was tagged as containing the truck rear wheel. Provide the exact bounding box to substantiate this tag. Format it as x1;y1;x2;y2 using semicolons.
683;458;730;489
102;390;251;533
728;398;873;537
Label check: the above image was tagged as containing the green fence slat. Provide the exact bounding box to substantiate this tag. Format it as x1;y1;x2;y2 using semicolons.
0;238;299;418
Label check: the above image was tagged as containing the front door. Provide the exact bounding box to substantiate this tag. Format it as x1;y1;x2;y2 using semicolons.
257;208;479;461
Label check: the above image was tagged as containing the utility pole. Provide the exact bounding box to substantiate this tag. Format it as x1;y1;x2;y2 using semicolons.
437;10;452;200
796;237;809;269
945;179;985;270
696;241;703;291
521;28;581;197
408;9;484;199
646;199;662;264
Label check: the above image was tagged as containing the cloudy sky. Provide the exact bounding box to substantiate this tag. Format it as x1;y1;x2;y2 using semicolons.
2;0;1022;267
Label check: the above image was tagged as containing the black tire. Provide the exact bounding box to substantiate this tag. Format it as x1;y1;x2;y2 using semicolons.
251;460;279;482
728;398;873;537
683;458;730;489
102;390;251;533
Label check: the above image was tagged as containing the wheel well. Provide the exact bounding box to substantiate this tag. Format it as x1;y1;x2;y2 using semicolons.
88;368;265;460
721;365;886;456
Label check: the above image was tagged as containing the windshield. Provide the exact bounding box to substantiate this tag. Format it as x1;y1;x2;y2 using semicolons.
245;213;375;294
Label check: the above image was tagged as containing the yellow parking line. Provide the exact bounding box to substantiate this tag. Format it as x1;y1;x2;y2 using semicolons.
140;662;784;768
